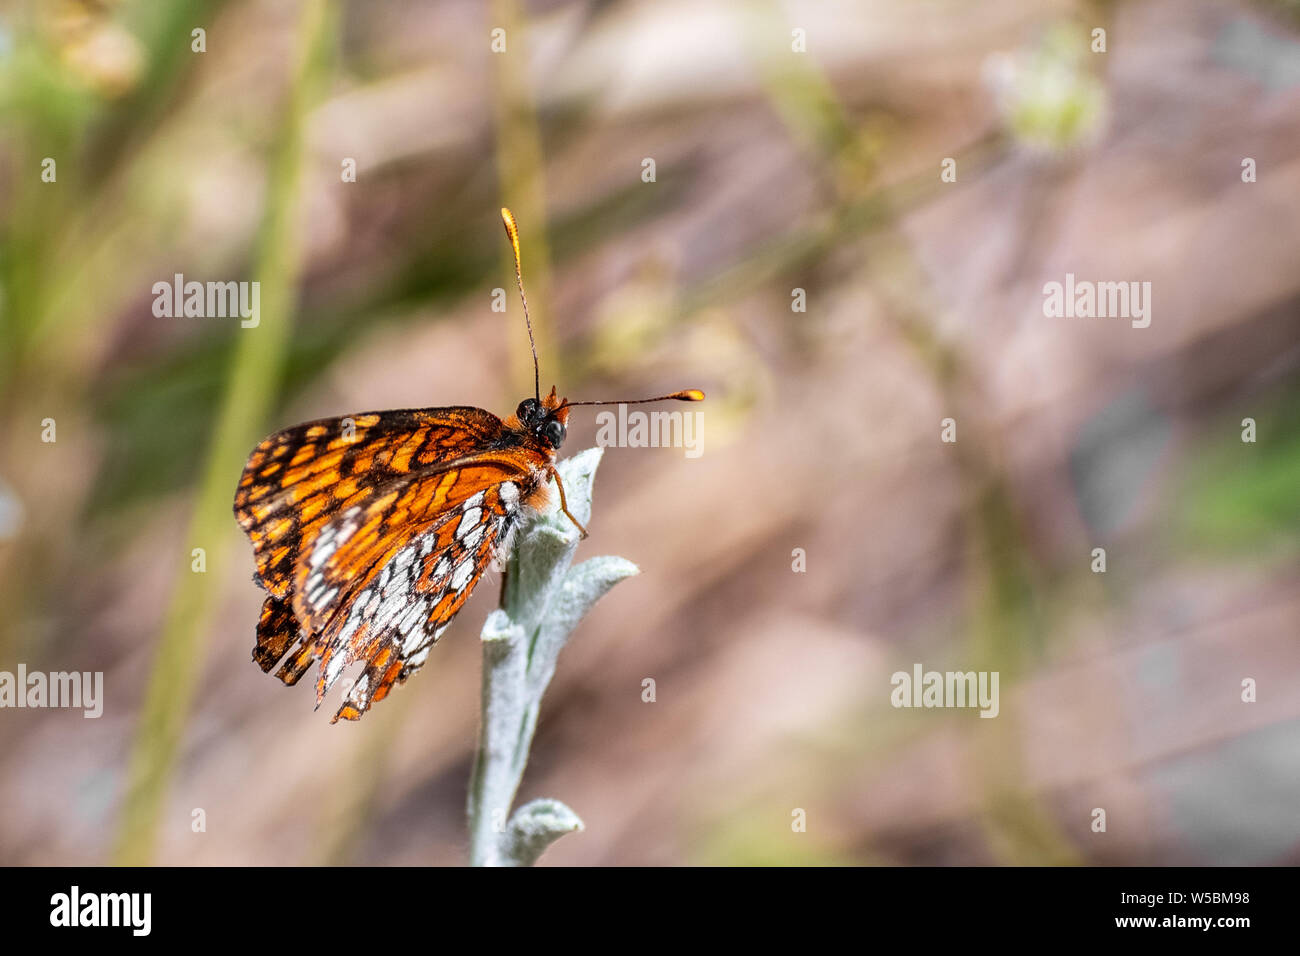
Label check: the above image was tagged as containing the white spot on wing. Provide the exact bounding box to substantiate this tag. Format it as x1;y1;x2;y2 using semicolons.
449;557;474;592
338;612;362;644
397;601;429;642
457;507;482;537
372;588;409;632
401;604;435;652
325;648;347;688
309;540;335;569
332;507;361;547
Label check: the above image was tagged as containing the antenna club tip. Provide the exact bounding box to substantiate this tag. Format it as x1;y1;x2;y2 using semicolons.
675;389;706;401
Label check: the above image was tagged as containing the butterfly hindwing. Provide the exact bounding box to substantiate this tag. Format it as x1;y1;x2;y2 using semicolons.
311;480;526;721
291;458;530;630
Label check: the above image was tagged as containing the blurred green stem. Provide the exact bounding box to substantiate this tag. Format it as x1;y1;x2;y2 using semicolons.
490;0;557;395
114;0;335;865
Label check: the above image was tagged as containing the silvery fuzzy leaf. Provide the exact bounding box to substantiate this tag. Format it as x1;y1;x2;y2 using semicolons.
501;798;585;867
469;448;637;866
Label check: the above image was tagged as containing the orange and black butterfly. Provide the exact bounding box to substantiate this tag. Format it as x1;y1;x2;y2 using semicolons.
233;209;703;721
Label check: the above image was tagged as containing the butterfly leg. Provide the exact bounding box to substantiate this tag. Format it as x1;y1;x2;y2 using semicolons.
547;464;588;539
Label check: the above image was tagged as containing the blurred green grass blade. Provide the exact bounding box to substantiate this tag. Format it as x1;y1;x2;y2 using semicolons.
114;0;336;866
491;0;556;395
89;0;229;180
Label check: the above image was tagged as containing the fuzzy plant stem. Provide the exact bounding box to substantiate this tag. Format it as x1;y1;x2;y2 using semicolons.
467;448;638;866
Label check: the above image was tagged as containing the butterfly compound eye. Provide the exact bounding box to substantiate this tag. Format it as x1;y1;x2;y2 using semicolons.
517;399;540;423
542;418;565;449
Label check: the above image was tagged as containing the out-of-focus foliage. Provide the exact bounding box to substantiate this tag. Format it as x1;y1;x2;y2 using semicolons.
0;0;1297;866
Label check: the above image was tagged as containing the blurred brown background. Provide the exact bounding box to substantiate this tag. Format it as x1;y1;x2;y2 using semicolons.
0;0;1298;865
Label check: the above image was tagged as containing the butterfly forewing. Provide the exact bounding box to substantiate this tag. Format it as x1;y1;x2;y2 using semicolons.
233;407;505;598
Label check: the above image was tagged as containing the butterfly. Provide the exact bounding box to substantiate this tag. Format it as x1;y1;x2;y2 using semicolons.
233;208;703;721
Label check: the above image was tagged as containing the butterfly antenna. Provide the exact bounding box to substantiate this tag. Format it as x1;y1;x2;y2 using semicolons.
500;207;541;403
557;389;705;410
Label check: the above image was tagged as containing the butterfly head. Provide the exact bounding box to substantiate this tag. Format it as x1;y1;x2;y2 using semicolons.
514;385;570;450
